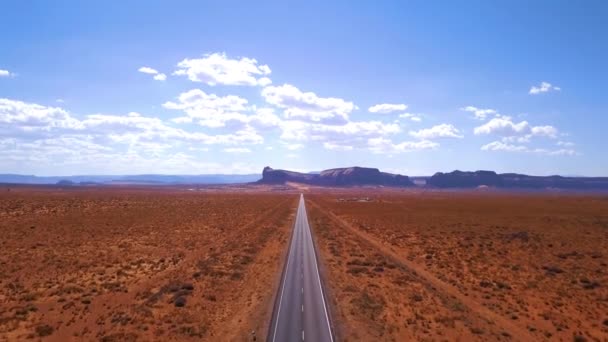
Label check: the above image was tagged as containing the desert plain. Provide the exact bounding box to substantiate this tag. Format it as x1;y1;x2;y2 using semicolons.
307;190;608;341
1;186;607;341
0;187;295;341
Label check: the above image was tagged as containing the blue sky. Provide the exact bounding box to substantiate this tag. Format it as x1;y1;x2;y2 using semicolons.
1;1;607;176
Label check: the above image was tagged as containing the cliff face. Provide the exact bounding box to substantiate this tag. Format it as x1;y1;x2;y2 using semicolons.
428;170;608;189
259;166;414;187
428;170;503;188
260;167;318;184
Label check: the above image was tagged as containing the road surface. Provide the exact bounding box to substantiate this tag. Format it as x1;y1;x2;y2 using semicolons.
268;194;334;342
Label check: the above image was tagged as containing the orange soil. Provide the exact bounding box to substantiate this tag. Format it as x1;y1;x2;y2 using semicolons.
0;187;296;341
307;191;608;341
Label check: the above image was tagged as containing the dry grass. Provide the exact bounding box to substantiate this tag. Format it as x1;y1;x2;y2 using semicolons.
308;191;608;341
0;187;296;341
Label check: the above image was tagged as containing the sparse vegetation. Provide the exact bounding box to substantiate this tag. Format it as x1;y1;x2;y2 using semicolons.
309;191;608;341
0;189;295;340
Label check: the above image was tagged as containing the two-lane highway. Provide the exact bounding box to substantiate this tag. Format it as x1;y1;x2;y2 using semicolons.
268;194;334;342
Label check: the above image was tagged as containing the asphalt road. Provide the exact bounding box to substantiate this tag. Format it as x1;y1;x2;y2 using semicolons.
268;194;334;342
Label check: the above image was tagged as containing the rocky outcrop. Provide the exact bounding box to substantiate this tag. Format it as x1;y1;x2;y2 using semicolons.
428;170;608;190
259;167;318;184
428;170;502;188
258;166;414;187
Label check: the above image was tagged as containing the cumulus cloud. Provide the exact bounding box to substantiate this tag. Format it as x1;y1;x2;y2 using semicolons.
323;142;354;151
0;69;15;77
367;137;438;154
531;125;558;138
529;81;561;95
474;116;559;141
0;98;297;174
279;120;400;142
481;141;528;152
399;113;422;122
163;89;250;128
481;140;575;155
258;77;272;87
153;73;167;81
557;141;574;147
0;98;264;149
474;116;530;136
409;124;463;139
138;66;166;81
138;67;158;74
368;103;407;113
0;98;81;131
262;84;355;124
461;106;498;120
173;52;271;86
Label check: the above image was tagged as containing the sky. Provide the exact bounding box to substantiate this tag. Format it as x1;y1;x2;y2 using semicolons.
1;1;607;176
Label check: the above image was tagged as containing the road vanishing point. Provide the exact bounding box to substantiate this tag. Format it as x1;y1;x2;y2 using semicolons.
268;194;334;342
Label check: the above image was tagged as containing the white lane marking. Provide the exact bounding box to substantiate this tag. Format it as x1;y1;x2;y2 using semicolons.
302;304;304;312
301;196;335;342
271;204;299;342
301;287;304;294
302;330;305;341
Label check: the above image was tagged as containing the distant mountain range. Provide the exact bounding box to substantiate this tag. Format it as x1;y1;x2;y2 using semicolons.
258;167;608;190
2;168;608;190
0;174;260;185
258;166;413;186
427;170;608;190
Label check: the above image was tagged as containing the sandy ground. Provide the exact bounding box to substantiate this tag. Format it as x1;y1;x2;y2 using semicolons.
0;187;296;341
307;191;608;341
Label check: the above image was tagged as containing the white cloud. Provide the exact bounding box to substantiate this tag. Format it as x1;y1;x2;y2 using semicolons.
139;66;167;81
481;141;528;152
153;73;167;81
474;116;530;136
548;149;576;156
0;98;264;147
174;52;271;86
0;99;274;174
531;125;558;138
0;69;15;78
461;106;498;120
557;141;574;147
409;124;463;139
529;81;561;95
481;141;575;155
138;66;159;74
368;137;438;154
368;103;407;113
474;116;559;142
223;147;251;153
163;89;250;128
248;107;283;129
323;142;353;151
0;98;81;130
279;120;400;142
399;113;422;122
262;84;355;124
258;77;272;87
